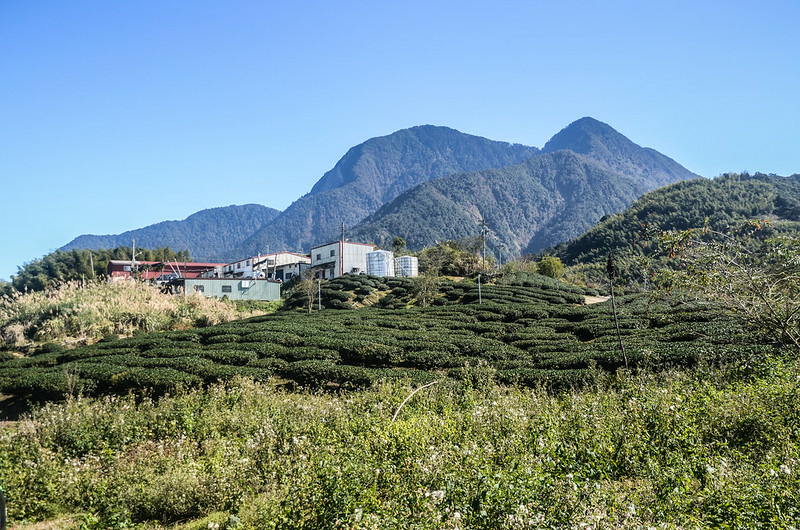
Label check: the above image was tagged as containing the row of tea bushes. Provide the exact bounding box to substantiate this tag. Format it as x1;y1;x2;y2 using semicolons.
0;290;765;399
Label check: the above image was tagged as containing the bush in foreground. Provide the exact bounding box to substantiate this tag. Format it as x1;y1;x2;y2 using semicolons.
1;364;799;528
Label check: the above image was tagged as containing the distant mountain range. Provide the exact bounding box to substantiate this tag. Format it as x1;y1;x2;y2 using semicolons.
224;125;541;260
61;118;699;261
62;205;280;261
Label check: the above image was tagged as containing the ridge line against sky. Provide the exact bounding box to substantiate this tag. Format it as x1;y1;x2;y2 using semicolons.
1;0;798;281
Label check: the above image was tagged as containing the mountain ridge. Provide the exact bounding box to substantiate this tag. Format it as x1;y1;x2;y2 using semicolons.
59;118;699;263
61;204;280;261
348;119;698;256
221;125;541;259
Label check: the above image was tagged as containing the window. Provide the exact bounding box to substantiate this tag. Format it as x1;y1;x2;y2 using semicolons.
246;260;250;266
316;254;321;260
237;263;241;269
330;250;335;257
221;285;232;293
194;285;205;293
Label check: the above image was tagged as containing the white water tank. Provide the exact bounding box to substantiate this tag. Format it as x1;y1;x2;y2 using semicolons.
395;255;418;277
367;250;395;277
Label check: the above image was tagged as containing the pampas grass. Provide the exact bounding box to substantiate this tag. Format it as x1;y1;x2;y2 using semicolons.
0;280;266;348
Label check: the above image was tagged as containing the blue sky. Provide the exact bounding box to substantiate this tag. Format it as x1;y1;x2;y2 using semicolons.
1;1;798;281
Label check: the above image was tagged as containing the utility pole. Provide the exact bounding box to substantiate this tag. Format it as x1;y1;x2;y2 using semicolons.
480;217;487;270
607;253;628;369
341;221;345;243
478;274;482;304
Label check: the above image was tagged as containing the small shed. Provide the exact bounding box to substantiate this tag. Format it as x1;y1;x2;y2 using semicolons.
174;278;281;301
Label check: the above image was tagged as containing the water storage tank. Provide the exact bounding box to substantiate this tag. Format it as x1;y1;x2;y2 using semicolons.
367;250;395;277
395;255;419;277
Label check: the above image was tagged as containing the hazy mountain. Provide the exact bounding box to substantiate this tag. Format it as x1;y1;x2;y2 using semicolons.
61;204;280;261
349;119;698;256
223;126;540;259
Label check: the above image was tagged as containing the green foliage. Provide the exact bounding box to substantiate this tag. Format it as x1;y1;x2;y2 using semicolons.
3;368;800;528
657;222;800;349
0;283;767;399
9;246;191;293
418;239;482;276
537;256;565;279
552;173;800;282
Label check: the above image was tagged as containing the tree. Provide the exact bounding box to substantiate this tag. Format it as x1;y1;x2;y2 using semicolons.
297;270;319;314
392;237;407;255
412;274;439;308
660;221;800;349
418;239;481;276
537;256;564;279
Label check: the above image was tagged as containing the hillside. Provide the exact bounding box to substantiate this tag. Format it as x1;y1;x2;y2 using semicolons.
349;119;697;255
224;125;540;258
552;172;800;266
61;204;281;261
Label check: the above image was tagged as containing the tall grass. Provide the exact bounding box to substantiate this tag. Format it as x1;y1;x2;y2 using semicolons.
1;362;799;528
0;281;269;349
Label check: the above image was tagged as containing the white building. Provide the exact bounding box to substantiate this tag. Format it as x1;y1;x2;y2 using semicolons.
310;241;376;279
220;252;311;281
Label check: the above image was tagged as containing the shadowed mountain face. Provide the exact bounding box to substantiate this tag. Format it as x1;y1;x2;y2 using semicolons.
61;204;280;261
349;119;698;256
349;151;645;256
223;125;540;259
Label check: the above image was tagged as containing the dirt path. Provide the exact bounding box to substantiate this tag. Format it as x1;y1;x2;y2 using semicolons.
584;295;610;305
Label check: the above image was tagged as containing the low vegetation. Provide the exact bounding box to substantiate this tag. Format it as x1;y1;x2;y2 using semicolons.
0;280;275;351
2;364;800;528
1;206;799;527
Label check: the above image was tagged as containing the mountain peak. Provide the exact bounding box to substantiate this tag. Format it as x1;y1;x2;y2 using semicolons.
542;117;698;187
542;117;626;154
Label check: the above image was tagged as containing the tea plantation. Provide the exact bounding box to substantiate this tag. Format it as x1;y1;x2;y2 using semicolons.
0;274;767;400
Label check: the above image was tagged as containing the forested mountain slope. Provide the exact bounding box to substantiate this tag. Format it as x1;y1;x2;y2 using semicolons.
551;172;800;265
61;204;280;261
350;119;698;255
543;117;698;188
224;125;540;258
349;151;644;255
